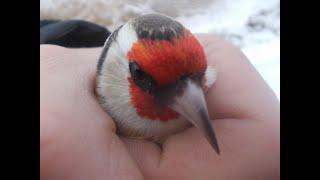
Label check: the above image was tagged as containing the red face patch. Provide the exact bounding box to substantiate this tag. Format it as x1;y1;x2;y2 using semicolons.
127;30;207;121
128;78;180;121
128;30;207;85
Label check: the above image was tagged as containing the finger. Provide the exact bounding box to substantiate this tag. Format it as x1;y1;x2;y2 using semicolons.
40;122;143;180
159;118;280;179
41;46;143;179
121;138;162;179
40;45;115;130
123;119;279;179
196;34;279;122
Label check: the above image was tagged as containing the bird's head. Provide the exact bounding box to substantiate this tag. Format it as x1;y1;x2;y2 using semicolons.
97;14;219;154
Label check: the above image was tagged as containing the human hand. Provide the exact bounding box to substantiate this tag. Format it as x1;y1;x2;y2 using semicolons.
40;34;280;180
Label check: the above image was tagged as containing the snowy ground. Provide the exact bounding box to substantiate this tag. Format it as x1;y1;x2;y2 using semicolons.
40;0;280;100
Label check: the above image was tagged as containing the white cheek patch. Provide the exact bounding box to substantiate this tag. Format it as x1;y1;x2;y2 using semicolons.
205;65;218;89
116;23;138;56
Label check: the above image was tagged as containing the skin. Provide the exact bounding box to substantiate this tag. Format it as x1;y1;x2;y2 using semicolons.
40;34;280;180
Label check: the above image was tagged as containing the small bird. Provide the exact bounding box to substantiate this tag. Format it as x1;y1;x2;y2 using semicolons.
96;14;220;154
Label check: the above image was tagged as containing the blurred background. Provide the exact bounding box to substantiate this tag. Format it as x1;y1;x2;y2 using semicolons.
40;0;280;100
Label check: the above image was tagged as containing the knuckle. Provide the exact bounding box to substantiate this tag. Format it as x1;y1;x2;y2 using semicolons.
40;112;61;152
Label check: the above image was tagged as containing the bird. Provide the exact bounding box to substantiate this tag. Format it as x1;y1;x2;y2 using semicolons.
95;13;220;154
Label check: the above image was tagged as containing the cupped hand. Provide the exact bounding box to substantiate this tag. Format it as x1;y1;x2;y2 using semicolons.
40;34;280;180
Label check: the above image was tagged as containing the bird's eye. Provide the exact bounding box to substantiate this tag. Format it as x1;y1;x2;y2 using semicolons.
129;61;157;93
133;68;144;80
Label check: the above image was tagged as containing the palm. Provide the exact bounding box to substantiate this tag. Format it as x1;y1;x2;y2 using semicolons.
40;34;279;180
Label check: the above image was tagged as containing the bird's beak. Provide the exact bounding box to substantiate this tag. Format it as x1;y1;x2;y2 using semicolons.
170;79;220;154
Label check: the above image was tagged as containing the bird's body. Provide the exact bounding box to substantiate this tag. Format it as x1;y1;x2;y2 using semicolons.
96;14;220;153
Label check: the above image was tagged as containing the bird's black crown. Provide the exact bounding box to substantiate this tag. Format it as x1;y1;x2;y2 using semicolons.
132;14;184;41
